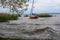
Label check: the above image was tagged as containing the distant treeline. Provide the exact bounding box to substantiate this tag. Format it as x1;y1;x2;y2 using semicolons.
24;13;52;17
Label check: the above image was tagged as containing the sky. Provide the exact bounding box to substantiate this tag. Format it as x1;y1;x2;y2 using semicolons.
24;0;60;14
0;7;9;13
0;0;60;14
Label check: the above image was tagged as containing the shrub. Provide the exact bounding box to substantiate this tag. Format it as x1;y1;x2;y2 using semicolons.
9;15;18;20
37;14;52;17
0;14;19;22
24;15;28;17
17;14;21;17
0;16;9;22
13;14;21;17
0;37;53;40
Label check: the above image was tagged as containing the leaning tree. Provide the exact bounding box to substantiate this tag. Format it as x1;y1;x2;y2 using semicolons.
0;0;29;15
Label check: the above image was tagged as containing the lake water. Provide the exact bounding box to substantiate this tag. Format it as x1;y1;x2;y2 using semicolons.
0;14;60;40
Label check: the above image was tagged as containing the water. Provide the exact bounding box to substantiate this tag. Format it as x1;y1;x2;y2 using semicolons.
0;14;60;40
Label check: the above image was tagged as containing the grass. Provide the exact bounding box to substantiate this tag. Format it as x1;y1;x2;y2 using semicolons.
0;38;23;40
37;14;52;17
0;13;21;22
0;37;54;40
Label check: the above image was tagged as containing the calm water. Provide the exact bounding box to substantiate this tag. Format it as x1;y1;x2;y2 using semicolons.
0;14;60;40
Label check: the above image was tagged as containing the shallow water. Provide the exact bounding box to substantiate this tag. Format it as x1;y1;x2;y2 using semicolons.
0;14;60;40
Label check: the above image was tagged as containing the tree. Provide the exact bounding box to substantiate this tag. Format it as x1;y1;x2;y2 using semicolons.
0;0;29;14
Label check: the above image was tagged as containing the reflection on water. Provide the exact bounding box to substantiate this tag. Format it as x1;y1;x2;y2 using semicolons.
0;14;60;40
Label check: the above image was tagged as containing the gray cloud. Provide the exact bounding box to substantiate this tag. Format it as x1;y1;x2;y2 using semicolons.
25;0;60;13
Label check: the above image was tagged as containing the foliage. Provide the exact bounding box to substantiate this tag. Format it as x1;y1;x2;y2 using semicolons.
0;37;53;40
0;14;19;22
0;0;29;14
16;14;21;17
37;14;52;17
0;38;22;40
9;15;18;20
24;14;28;17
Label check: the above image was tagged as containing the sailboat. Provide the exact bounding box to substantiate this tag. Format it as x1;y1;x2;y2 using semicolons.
29;0;38;19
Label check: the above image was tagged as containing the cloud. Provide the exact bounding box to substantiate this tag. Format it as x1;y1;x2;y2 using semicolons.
25;0;60;13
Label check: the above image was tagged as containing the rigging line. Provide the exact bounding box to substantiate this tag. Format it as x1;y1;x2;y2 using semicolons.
30;0;34;15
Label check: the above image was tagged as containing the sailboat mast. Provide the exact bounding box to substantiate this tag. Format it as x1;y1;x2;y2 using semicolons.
30;0;34;15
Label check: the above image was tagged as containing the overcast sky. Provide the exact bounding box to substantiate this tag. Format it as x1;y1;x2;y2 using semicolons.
24;0;60;14
0;0;60;14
